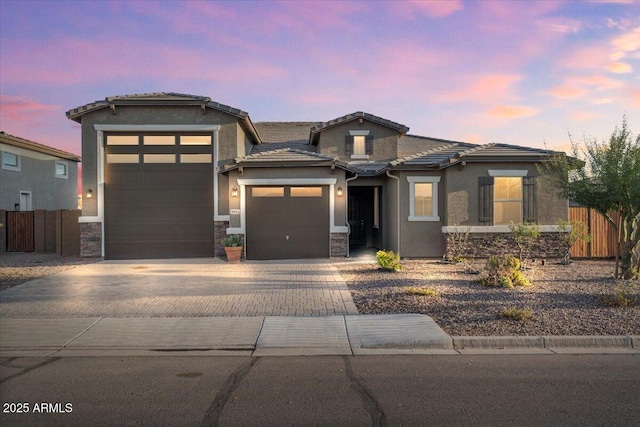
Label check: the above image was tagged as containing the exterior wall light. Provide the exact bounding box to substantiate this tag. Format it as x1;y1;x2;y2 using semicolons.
336;186;343;197
232;187;238;197
86;189;93;199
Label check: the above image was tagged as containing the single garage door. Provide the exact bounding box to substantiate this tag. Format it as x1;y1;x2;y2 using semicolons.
246;185;329;260
104;134;214;259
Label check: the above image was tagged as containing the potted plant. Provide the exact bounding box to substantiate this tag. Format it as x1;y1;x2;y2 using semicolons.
222;234;243;263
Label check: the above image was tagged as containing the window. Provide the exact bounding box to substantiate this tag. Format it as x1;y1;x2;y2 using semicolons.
2;151;20;171
494;177;522;225
479;171;536;224
353;136;366;156
55;161;68;179
347;130;372;159
408;176;440;221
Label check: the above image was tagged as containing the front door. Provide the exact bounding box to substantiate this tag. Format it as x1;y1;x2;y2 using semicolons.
348;187;373;247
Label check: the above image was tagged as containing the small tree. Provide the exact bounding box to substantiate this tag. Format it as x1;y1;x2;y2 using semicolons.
556;220;591;265
508;222;540;267
445;225;471;262
538;117;640;279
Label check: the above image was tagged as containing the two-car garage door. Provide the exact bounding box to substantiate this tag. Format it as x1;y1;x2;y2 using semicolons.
246;186;329;260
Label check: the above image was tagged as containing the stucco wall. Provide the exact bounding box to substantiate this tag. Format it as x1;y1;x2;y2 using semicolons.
78;105;244;217
316;121;398;161
444;162;568;226
0;152;78;211
396;170;446;258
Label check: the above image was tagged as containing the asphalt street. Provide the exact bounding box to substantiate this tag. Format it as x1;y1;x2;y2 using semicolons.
1;354;639;427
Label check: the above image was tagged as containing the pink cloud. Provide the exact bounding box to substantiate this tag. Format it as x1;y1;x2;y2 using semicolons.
550;85;588;99
2;37;287;86
570;111;599;122
486;105;538;119
561;45;611;70
392;0;463;19
0;95;60;123
434;74;523;105
576;75;623;91
608;61;633;73
611;26;640;54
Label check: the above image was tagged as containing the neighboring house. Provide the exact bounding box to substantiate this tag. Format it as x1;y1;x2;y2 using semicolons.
66;93;568;260
0;131;80;211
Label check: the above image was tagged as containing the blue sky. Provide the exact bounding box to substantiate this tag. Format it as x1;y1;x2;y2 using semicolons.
1;0;638;157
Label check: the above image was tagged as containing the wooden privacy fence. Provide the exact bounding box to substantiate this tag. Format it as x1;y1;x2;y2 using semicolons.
569;206;619;258
0;210;80;256
6;211;35;252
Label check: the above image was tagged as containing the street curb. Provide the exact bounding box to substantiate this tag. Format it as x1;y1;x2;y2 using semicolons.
452;335;640;350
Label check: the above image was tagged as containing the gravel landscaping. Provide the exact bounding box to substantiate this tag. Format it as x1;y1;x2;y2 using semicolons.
0;253;100;290
335;259;640;336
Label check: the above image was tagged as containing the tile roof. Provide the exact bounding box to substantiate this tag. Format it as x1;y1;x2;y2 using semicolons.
66;92;261;144
237;148;334;163
250;140;315;154
253;122;319;143
0;131;81;162
66;92;250;121
391;141;560;169
347;162;390;177
310;112;409;144
460;143;559;158
398;134;468;157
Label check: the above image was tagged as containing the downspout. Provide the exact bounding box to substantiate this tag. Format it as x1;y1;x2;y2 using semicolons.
386;170;401;255
345;173;359;258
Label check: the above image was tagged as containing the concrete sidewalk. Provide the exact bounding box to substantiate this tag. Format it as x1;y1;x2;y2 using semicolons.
1;315;638;357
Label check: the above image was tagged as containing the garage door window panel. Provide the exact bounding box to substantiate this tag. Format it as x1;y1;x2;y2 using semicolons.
107;135;139;146
180;154;212;163
252;187;285;197
290;187;323;197
107;154;139;163
143;154;176;163
180;135;211;145
143;135;176;145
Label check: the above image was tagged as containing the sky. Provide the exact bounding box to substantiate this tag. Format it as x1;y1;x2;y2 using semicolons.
1;0;639;161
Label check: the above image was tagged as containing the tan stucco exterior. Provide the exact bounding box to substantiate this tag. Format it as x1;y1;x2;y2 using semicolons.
69;94;570;260
315;120;399;161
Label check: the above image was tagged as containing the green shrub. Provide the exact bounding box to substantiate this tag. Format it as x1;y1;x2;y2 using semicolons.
407;287;438;297
376;250;402;271
508;222;540;266
478;255;532;288
221;234;243;247
601;291;638;307
445;225;470;262
501;307;533;321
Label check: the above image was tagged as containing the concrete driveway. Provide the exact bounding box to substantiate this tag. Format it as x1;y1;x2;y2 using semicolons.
0;259;358;318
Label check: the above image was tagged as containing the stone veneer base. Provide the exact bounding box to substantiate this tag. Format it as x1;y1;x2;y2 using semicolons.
446;231;566;259
331;233;348;257
80;222;102;258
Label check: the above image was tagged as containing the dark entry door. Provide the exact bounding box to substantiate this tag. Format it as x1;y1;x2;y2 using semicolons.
348;187;374;247
246;186;329;260
348;193;366;246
